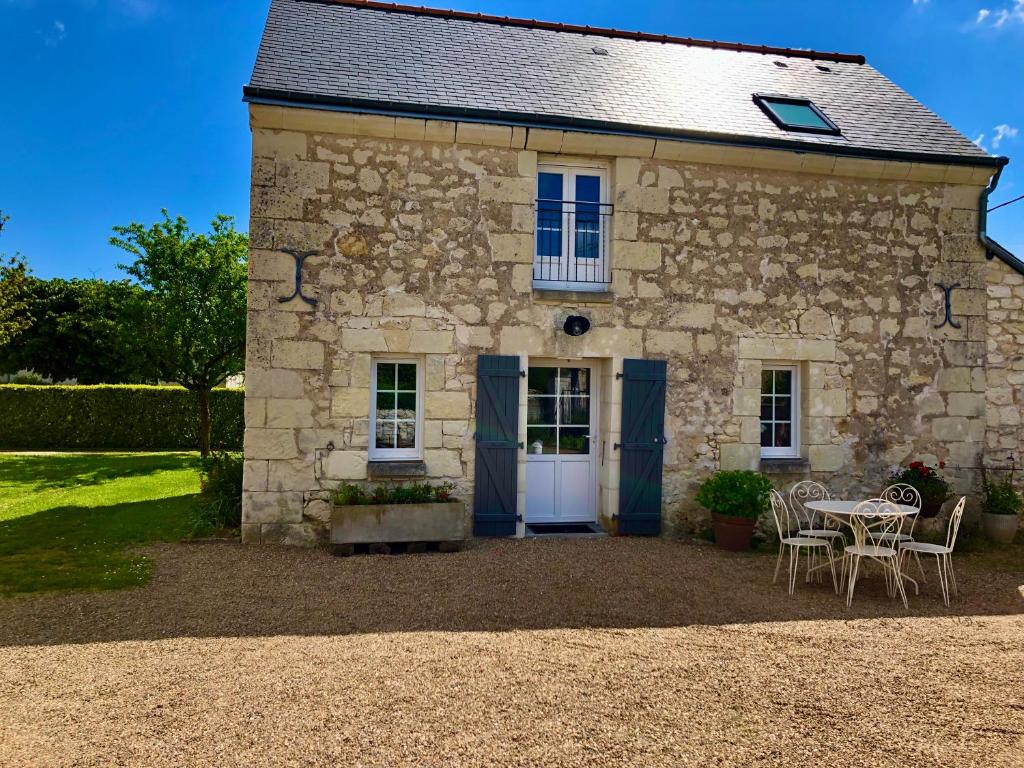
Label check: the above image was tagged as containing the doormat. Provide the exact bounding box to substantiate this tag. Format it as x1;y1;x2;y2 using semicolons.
525;523;605;536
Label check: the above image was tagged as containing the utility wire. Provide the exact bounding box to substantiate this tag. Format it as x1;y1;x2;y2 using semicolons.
989;193;1024;213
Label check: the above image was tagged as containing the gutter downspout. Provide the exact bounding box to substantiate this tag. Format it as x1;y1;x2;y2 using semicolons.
979;158;1023;274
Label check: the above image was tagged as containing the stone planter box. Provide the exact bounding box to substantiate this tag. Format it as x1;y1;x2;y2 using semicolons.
330;501;469;545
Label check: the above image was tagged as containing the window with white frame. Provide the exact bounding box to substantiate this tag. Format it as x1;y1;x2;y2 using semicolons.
534;163;611;290
369;359;424;460
760;366;799;458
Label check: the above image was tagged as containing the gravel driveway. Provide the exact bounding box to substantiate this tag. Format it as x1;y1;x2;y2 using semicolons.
0;537;1021;767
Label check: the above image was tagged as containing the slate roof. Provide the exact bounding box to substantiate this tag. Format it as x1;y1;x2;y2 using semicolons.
245;0;1000;167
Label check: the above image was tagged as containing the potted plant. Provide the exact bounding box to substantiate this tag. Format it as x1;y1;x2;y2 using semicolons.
888;461;950;518
981;463;1022;545
330;481;468;550
695;470;773;552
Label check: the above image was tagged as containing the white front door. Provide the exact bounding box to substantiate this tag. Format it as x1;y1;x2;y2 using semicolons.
525;363;598;523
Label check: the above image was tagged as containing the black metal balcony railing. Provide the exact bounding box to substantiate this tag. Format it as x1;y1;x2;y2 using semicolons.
533;200;613;286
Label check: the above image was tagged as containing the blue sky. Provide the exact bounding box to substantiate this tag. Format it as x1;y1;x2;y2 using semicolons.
1;0;1022;279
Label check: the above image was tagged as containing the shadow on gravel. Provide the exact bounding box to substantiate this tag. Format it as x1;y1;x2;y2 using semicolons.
0;537;1021;647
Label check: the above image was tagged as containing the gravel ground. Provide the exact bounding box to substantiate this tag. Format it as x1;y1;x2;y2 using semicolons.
0;537;1021;767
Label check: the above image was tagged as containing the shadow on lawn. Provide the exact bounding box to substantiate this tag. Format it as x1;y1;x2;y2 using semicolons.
0;536;1021;647
0;453;198;492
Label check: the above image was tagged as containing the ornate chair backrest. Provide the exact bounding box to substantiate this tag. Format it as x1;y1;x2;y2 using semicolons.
880;483;923;536
769;490;794;540
850;498;903;549
945;496;968;551
789;480;831;530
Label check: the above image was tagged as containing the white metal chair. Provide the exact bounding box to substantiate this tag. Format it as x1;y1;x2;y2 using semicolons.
789;480;846;547
899;496;967;607
770;490;838;595
844;499;909;609
872;483;926;579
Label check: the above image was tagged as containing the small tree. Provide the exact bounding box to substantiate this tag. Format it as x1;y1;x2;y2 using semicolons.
0;211;32;348
111;211;248;456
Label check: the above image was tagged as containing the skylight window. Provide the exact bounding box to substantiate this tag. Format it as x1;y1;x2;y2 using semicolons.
753;94;840;135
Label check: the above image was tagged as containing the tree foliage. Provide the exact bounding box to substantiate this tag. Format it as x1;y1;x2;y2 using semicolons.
0;211;32;348
111;210;248;455
0;277;160;384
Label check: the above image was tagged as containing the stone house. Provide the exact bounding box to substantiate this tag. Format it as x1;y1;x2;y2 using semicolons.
241;0;1023;545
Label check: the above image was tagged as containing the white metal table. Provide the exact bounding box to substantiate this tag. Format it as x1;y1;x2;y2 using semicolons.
805;499;919;592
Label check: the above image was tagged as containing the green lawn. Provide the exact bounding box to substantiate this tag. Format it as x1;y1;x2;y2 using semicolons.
0;453;206;596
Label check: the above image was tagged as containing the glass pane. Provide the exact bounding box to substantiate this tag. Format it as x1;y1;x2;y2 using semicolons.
774;396;791;421
397;363;416;391
760;422;772;447
575;217;600;259
396;421;416;449
761;370;774;395
528;367;557;396
560;396;589;426
575;174;600;203
558;368;590;396
766;100;831;130
397;392;417;418
761;397;773;422
774;370;792;395
537;209;563;259
774;423;793;448
538;171;563;201
376;391;396;419
376;363;396;391
559;428;590;455
527;396;557;425
527;426;557;455
376;421;396;449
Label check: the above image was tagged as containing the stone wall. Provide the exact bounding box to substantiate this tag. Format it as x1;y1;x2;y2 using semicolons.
985;260;1024;467
242;105;1009;544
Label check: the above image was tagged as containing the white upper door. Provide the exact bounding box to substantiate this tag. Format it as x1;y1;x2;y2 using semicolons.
534;166;609;292
525;364;598;523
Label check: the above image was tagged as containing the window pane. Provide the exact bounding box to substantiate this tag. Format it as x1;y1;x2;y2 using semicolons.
575;174;600;203
527;426;557;455
527;396;557;425
766;100;831;130
774;423;792;448
558;367;590;396
774;396;791;422
761;397;774;422
376;421;396;449
397;392;416;418
774;370;792;395
538;172;563;201
761;370;774;394
760;422;772;447
528;367;557;396
560;396;590;426
376;363;396;391
559;428;589;455
397;363;417;391
377;391;396;419
396;422;416;449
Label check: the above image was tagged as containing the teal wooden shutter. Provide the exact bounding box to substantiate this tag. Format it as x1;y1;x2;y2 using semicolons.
473;355;521;536
618;359;667;536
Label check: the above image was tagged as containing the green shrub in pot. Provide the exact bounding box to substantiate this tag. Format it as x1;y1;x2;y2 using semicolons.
981;466;1022;544
695;470;773;551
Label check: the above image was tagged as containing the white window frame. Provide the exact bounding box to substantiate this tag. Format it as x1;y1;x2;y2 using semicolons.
534;161;610;292
369;357;425;461
760;365;800;459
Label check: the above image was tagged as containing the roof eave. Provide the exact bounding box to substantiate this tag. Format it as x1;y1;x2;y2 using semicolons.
242;86;1007;170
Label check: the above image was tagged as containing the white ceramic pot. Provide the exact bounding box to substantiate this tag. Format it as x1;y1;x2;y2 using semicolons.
982;512;1020;545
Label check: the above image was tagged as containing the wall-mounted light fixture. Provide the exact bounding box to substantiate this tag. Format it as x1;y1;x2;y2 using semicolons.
563;315;592;337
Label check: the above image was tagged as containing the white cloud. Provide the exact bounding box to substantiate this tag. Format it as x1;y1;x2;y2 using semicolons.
975;0;1024;27
912;0;929;5
973;133;987;148
42;18;66;46
992;124;1019;148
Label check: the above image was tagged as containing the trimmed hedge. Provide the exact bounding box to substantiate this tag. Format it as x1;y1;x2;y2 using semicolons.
0;385;244;451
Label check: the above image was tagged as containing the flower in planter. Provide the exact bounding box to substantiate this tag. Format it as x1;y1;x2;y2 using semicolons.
889;460;950;512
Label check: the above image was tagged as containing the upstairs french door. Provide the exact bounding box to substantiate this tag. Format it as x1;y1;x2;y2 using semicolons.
534;165;611;291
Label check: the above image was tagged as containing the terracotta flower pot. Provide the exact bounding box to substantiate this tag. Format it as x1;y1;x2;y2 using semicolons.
712;513;757;552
